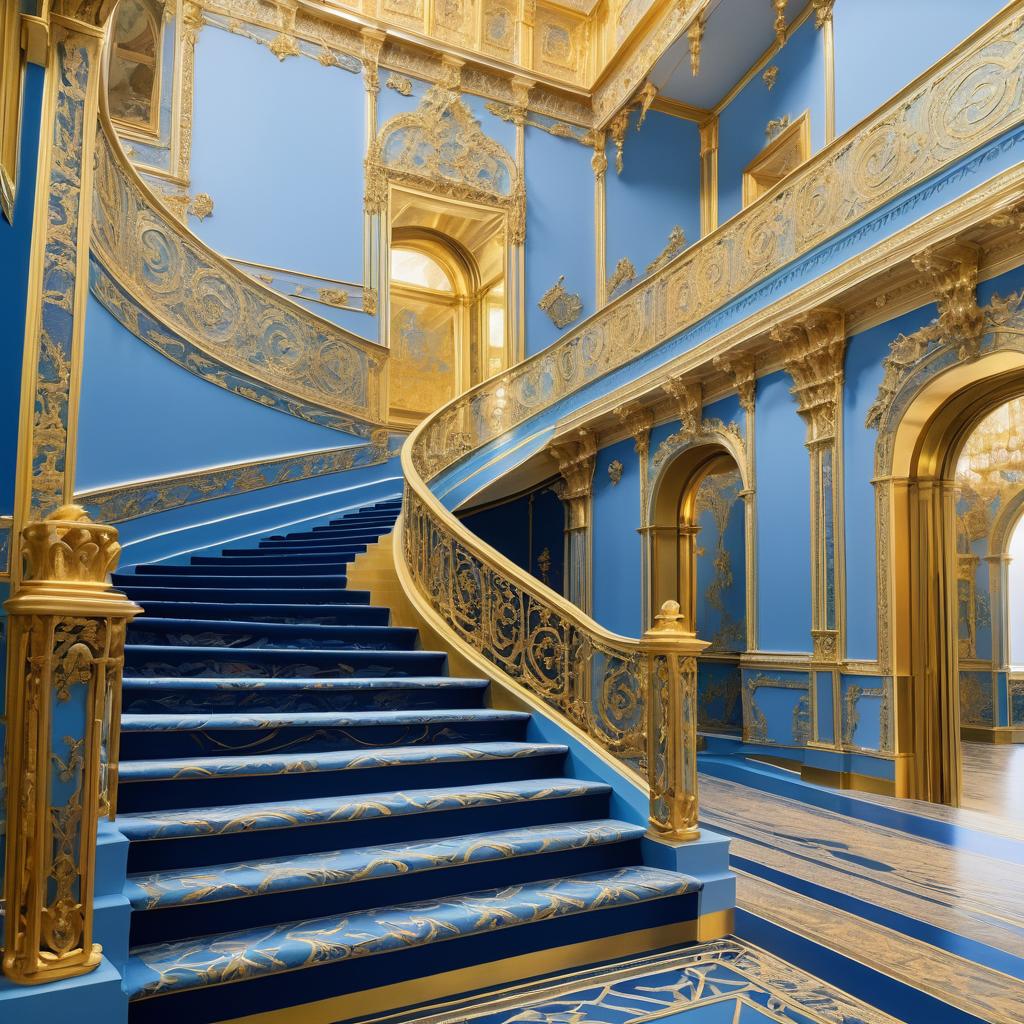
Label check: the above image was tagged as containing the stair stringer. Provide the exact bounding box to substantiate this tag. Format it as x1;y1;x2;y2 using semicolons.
347;524;736;941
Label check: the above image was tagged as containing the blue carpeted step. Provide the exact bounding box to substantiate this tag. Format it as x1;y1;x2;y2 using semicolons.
135;561;352;576
115;572;349;589
262;532;384;546
118;778;613;872
125;820;650;945
114;585;368;605
119;707;529;759
123;644;447;678
126;618;419;652
116;738;563;811
313;519;395;533
193;551;364;566
123;866;697;1019
254;539;380;553
130;601;389;626
120;675;486;714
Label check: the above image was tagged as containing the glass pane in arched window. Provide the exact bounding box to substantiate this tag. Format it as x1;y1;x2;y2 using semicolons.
390;247;453;292
108;0;162;130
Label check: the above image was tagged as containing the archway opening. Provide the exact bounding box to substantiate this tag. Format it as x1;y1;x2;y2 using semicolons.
650;443;747;737
886;354;1024;805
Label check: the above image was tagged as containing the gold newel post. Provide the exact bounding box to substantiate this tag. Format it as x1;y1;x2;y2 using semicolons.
643;600;708;843
2;506;141;984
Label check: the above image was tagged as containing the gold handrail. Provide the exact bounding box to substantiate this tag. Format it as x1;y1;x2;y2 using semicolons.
400;417;707;840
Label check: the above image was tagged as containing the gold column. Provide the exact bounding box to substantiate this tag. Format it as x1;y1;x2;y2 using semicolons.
814;0;836;143
644;600;708;841
361;28;386;322
775;309;846;747
699;116;718;237
614;402;653;624
3;507;140;983
550;429;597;614
510;75;532;364
593;129;608;308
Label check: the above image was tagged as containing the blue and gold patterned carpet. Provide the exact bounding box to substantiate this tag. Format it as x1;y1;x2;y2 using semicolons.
113;500;702;1023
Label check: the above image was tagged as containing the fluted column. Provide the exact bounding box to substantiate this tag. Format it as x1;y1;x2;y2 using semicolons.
775;309;847;747
550;429;597;614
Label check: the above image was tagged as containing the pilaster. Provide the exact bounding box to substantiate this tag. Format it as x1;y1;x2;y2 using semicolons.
614;401;653;626
550;428;597;614
774;308;847;748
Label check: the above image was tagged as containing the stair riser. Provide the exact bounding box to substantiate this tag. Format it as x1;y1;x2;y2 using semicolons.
124;792;612;873
131;603;389;626
198;550;365;563
121;684;484;716
119;718;528;760
123;648;447;678
115;574;348;589
117;751;566;812
312;522;395;534
125;891;698;1024
115;587;369;605
125;625;418;652
128;839;642;946
260;537;384;550
137;562;353;576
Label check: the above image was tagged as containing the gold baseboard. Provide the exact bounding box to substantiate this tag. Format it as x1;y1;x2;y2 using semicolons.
219;912;732;1024
961;725;1024;744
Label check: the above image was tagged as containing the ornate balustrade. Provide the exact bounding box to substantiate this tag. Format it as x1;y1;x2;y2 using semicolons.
401;434;707;840
2;507;139;984
91;104;388;438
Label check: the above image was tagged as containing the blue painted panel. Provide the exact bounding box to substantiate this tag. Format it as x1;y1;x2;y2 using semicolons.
996;671;1009;729
843;304;935;662
840;675;882;750
78;296;358;491
834;0;1006;137
695;469;745;650
755;370;810;652
815;670;834;744
605;110;700;287
0;63;44;515
705;393;743;435
592;437;642;637
187;26;366;285
717;17;825;224
698;659;742;734
524;126;594;355
377;73;429;123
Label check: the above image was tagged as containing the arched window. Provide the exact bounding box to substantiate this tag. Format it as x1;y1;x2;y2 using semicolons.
108;0;163;135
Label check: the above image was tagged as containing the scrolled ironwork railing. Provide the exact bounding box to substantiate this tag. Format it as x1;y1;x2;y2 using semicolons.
401;433;707;840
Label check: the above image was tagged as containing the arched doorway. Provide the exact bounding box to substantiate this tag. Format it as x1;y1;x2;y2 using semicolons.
649;441;748;736
883;352;1024;804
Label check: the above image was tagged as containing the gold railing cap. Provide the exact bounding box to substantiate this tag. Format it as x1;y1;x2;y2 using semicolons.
22;504;122;584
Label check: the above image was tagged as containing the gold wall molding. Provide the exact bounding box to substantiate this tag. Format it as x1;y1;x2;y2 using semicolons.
75;432;396;524
411;7;1024;488
3;506;140;983
92;113;388;434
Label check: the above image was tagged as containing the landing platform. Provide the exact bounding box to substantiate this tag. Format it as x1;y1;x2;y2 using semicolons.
363;938;899;1024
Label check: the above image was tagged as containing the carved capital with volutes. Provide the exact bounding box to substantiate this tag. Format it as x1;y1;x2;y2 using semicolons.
550;428;597;520
713;352;757;415
662;376;703;435
911;242;985;360
613;401;653;457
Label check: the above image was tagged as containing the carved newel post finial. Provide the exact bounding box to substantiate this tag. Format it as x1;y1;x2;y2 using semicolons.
2;506;140;985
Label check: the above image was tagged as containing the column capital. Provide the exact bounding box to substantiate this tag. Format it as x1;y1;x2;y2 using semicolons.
662;375;703;435
713;352;757;414
549;428;598;505
613;400;653;456
911;241;985;360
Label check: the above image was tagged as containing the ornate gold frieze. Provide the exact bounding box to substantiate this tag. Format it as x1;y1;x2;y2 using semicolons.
538;275;584;328
76;433;396;523
3;507;140;984
645;225;686;274
92;119;387;433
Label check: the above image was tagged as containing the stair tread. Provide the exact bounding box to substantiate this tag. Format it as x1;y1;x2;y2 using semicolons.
115;777;610;841
120;708;530;731
122;676;488;691
118;740;567;782
124;865;693;998
130;618;417;640
124;819;648;911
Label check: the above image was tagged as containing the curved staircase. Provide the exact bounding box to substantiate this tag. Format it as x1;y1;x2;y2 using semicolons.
111;499;702;1024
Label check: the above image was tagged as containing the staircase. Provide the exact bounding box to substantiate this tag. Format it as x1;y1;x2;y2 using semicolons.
111;499;702;1024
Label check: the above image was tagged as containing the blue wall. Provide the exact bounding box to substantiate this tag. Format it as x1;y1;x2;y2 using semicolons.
524;125;595;355
833;0;1006;137
605;110;700;290
755;370;811;652
77;296;359;491
188;25;374;337
717;15;825;224
592;437;643;637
